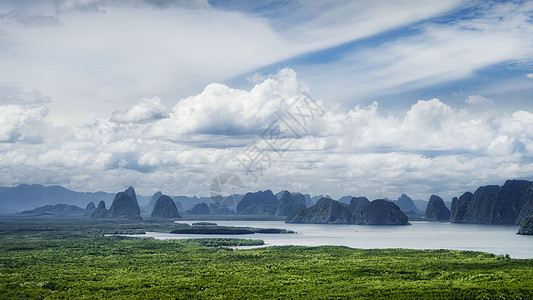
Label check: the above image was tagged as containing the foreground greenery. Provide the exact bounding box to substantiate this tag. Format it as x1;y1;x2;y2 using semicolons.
1;217;533;299
179;238;265;247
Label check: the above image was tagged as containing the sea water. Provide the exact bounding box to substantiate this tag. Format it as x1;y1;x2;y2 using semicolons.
128;221;533;259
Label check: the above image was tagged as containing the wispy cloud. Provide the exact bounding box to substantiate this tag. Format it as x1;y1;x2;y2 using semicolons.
0;0;466;124
465;95;494;106
298;1;533;105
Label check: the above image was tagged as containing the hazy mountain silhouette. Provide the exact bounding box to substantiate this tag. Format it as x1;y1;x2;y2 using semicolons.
0;184;115;213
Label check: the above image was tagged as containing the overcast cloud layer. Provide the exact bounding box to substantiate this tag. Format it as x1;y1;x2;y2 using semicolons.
0;0;532;201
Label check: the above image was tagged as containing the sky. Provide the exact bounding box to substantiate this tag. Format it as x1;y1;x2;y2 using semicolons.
0;0;532;201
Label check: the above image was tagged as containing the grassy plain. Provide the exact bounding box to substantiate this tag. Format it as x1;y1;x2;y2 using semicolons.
1;217;532;299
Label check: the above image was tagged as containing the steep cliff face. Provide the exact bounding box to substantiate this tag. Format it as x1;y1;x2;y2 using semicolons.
107;187;142;220
85;202;96;216
496;180;533;224
150;195;180;218
240;204;276;215
450;192;472;223
236;190;278;215
275;191;306;216
348;197;369;219
518;195;533;223
450;180;533;224
395;194;419;212
356;200;409;225
144;191;163;214
425;195;450;221
285;198;354;224
518;216;533;235
91;200;108;219
189;203;210;215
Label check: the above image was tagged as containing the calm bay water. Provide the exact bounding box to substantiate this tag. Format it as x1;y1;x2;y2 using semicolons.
134;221;533;259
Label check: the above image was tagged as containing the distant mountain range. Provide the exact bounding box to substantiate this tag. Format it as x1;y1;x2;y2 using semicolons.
0;184;330;214
0;184;115;213
0;184;222;214
20;204;86;216
2;180;532;226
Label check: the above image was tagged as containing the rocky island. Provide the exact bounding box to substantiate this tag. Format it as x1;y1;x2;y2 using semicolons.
275;191;306;216
451;180;533;224
285;197;354;224
151;195;181;219
425;195;450;221
518;216;533;235
356;199;410;225
237;190;278;215
91;187;142;220
348;197;369;219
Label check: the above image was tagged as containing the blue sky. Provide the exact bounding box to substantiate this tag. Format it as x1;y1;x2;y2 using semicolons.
224;0;532;112
0;0;532;202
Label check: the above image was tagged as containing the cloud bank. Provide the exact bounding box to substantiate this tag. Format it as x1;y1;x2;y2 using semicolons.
1;68;532;201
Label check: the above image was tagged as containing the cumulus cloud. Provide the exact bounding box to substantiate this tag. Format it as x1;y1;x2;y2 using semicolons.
111;97;169;124
0;68;531;201
0;104;48;142
151;68;305;137
527;73;533;79
321;98;492;153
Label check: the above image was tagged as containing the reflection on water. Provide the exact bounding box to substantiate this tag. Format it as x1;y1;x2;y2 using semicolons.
126;221;533;259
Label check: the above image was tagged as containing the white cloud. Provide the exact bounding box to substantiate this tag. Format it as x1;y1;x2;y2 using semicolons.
0;87;52;105
465;95;494;106
246;73;266;84
527;73;533;79
300;1;533;105
2;1;531;202
267;0;465;53
53;0;210;12
0;0;466;125
111;97;169;123
150;68;305;137
0;4;288;124
0;104;48;142
0;68;531;202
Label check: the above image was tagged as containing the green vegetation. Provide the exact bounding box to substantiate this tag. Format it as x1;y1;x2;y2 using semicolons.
192;222;218;226
1;217;533;299
179;238;265;247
